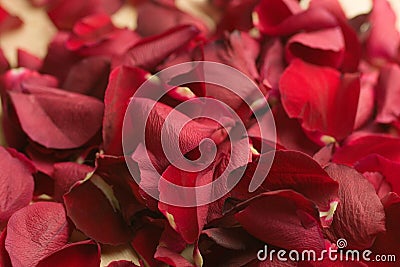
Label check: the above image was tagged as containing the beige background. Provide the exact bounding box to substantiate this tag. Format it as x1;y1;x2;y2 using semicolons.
0;0;399;265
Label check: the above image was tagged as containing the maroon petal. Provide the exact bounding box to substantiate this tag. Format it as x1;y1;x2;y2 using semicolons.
154;246;194;267
0;147;35;223
235;190;325;252
285;27;345;68
131;222;163;267
64;175;132;245
107;260;140;267
52;162;94;202
255;0;338;36
8;84;104;149
366;0;400;63
372;193;400;265
136;0;208;37
376;63;400;124
103;66;148;155
5;202;71;267
123;25;200;71
17;49;43;71
47;0;124;30
332;134;400;165
36;240;101;267
0;229;11;267
0;48;9;74
324;164;386;249
279;59;360;140
355;154;400;197
0;5;22;33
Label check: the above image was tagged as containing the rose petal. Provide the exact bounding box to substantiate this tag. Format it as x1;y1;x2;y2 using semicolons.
375;63;400;124
0;48;9;74
0;229;11;267
131;222;163;267
333;134;400;165
279;59;360;140
366;0;400;63
324;164;386;249
64;175;132;245
0;147;35;223
17;49;43;70
103;66;148;155
235;190;325;252
285;27;345;68
123;25;200;71
8;84;104;149
47;0;124;30
107;260;140;267
36;240;101;267
136;0;208;37
0;5;22;33
5;202;71;267
259;38;285;92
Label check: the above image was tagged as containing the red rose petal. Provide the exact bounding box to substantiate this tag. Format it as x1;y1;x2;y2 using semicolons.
8;84;104;149
36;240;101;267
0;229;11;267
131;222;163;267
107;260;140;267
136;0;208;37
324;164;386;249
17;49;43;71
154;246;194;267
366;0;400;63
5;202;71;267
259;38;285;91
333;134;400;165
285;27;345;68
47;0;124;30
52;162;94;202
376;63;400;124
103;66;148;155
0;48;10;74
123;25;200;71
235;190;325;252
279;59;360;140
64;175;132;245
0;147;35;223
0;5;22;33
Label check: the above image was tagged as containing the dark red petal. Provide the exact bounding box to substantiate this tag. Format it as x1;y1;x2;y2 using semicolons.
64;175;132;245
158;166;214;244
17;49;43;71
136;0;208;37
62;56;110;99
372;193;400;265
366;0;400;62
52;162;94;202
285;27;345;68
0;147;34;223
5;202;71;267
324;164;386;249
376;63;400;124
107;260;140;267
355;154;400;197
255;0;338;36
47;0;124;30
279;59;360;140
131;223;163;267
332;134;400;165
123;25;200;71
8;85;104;149
0;48;9;74
36;240;101;267
235;190;325;252
103;66;148;155
0;5;22;33
154;246;194;267
259;38;285;91
0;229;11;267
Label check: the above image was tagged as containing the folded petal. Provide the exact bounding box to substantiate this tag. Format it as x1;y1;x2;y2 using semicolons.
324;164;386;249
279;59;360;140
107;260;140;267
0;147;35;223
5;202;71;267
36;240;101;267
376;63;400;124
0;5;22;33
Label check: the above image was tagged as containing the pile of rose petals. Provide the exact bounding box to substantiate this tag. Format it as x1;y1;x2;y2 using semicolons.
0;0;400;266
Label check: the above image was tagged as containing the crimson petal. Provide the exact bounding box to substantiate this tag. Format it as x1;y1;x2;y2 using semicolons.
107;260;140;267
376;63;400;124
0;5;22;33
0;229;11;267
5;202;71;267
17;49;42;71
0;147;35;223
36;240;101;267
324;164;386;249
279;59;360;140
